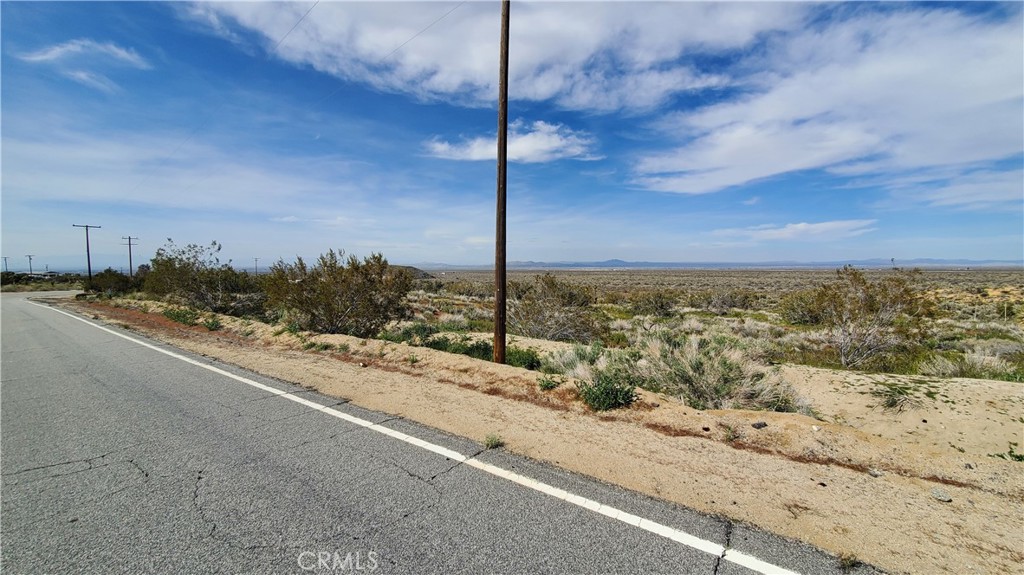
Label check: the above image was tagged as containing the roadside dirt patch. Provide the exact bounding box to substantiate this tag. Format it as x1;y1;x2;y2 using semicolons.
63;298;1024;574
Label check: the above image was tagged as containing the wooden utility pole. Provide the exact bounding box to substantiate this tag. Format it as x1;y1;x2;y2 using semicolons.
73;224;101;282
254;257;260;275
493;0;510;364
2;257;8;272
25;255;34;275
123;236;138;278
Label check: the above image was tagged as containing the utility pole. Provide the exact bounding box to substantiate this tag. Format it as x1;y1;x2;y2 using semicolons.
25;255;34;275
73;224;101;282
493;0;510;364
123;236;139;278
2;257;8;272
254;257;259;275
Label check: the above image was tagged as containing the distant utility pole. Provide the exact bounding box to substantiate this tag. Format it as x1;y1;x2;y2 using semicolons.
493;0;510;365
254;257;259;275
123;236;139;278
2;257;8;272
25;255;34;275
73;224;101;282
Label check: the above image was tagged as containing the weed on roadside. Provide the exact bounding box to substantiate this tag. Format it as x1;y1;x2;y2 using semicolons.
484;433;504;449
163;307;199;326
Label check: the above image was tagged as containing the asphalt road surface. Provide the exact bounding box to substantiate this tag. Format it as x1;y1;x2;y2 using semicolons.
1;292;875;574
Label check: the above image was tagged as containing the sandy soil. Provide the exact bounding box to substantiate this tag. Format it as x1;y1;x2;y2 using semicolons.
60;298;1024;574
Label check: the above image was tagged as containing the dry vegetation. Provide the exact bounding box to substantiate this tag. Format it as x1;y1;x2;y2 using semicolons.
59;263;1024;574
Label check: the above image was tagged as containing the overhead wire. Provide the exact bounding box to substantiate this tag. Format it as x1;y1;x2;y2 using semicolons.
309;1;467;109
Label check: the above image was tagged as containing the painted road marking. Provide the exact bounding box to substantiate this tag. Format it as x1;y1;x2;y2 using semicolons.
31;301;799;575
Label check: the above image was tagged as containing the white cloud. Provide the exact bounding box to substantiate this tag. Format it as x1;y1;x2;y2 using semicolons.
713;220;878;242
183;2;805;111
19;38;151;92
20;38;150;69
62;70;119;94
635;7;1023;201
426;120;598;163
884;170;1023;212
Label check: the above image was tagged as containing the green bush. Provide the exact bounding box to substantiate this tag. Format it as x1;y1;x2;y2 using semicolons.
577;357;638;411
144;240;264;316
423;335;494;361
163;307;199;326
538;375;563;391
506;346;541;370
264;250;412;337
777;289;825;325
88;268;134;295
815;266;932;368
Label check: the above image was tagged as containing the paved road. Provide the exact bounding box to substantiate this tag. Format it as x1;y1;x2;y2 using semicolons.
1;293;870;574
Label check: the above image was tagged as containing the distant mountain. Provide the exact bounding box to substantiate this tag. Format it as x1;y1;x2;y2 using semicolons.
416;258;1022;270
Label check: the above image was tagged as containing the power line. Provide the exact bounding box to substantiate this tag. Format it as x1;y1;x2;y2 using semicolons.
271;0;321;55
309;2;467;109
72;224;101;282
123;236;139;278
381;2;466;63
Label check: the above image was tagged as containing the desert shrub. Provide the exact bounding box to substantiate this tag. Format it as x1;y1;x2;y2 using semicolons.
379;321;438;344
636;334;800;412
577;355;639;411
918;353;1017;380
264;250;412;337
538;375;563;390
541;343;605;376
687;289;764;314
815;266;932;368
144;239;264;316
629;289;678;317
777;289;825;325
88;268;133;296
422;335;493;361
163;307;199;326
443;280;493;298
507;273;607;343
505;346;542;370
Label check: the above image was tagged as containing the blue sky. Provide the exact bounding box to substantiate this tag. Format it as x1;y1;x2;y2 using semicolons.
2;1;1022;272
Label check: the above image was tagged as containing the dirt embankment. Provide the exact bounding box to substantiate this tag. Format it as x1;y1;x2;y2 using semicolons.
62;298;1024;575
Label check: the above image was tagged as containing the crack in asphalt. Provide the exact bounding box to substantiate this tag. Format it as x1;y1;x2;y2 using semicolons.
189;468;289;555
1;442;154;480
712;520;734;575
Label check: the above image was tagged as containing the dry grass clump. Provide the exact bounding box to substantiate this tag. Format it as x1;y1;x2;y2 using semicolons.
918;353;1014;379
635;333;803;412
542;333;804;413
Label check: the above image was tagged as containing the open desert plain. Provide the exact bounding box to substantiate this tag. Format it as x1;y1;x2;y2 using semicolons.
54;266;1024;575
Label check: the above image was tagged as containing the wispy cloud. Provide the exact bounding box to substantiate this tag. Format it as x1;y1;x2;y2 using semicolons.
634;7;1023;203
426;120;599;163
713;220;878;242
19;38;151;93
20;38;150;69
62;70;120;94
882;169;1023;212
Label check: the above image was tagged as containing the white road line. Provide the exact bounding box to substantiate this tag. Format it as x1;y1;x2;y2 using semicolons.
31;301;800;575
